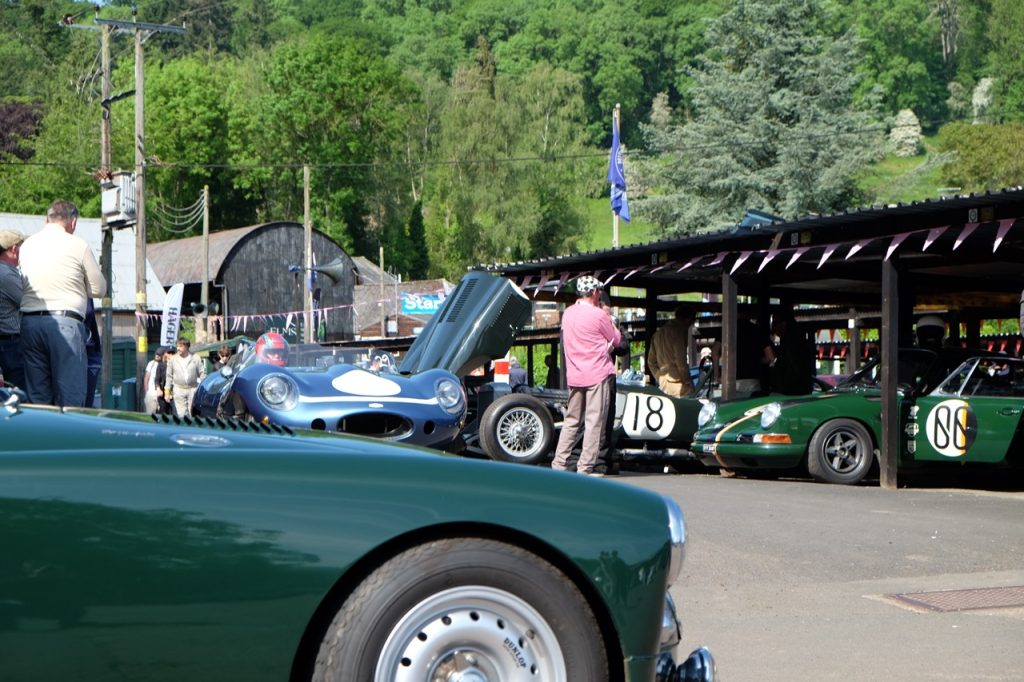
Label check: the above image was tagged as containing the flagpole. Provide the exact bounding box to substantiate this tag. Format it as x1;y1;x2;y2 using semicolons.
612;103;621;249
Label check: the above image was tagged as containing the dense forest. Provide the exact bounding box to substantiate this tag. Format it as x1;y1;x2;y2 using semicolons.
2;0;1023;280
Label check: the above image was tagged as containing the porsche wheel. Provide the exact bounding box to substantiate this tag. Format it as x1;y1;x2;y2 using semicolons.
479;394;555;465
313;538;608;682
806;418;874;484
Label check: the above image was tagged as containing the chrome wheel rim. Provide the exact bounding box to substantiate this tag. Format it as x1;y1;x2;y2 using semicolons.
496;407;544;459
377;586;566;682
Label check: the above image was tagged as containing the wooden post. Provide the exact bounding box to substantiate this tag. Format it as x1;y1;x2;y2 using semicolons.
379;246;386;337
200;185;209;342
303;165;312;343
880;258;900;489
848;308;861;374
134;25;147;410
99;24;113;407
721;272;737;401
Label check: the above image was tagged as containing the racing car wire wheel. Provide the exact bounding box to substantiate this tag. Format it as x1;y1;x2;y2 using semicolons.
313;538;609;682
806;418;875;485
479;394;556;465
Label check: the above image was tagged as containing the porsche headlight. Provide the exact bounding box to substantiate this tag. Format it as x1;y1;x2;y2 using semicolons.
697;401;717;428
436;377;465;414
760;402;782;429
258;374;298;411
664;496;686;587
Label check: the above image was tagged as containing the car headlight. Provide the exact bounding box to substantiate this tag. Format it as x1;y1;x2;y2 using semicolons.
697;401;717;428
664;496;686;587
760;402;782;429
257;374;298;411
435;377;465;414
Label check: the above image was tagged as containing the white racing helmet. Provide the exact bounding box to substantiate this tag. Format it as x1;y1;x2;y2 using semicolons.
915;315;946;349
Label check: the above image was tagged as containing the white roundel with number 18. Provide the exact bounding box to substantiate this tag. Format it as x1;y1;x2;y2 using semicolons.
622;392;676;439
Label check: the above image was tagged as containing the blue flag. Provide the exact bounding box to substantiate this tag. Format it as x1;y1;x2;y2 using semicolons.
607;114;630;222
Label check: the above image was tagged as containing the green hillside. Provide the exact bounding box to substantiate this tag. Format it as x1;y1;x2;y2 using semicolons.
584;140;955;249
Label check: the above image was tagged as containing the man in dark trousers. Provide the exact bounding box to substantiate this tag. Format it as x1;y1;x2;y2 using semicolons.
0;229;26;389
20;200;106;406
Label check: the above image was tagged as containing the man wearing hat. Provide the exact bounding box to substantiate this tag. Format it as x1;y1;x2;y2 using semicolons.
0;229;27;389
550;275;621;477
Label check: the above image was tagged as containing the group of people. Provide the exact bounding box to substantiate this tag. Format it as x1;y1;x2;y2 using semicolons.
143;338;207;416
645;304;816;399
547;274;827;478
0;200;106;407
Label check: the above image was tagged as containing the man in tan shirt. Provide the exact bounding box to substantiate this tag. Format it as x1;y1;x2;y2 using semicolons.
20;200;106;406
647;305;696;397
165;337;206;416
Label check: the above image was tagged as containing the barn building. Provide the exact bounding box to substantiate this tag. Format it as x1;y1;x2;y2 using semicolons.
147;222;355;342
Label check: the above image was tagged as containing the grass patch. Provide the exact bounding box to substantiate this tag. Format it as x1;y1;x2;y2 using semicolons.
856;137;956;205
580;197;658;250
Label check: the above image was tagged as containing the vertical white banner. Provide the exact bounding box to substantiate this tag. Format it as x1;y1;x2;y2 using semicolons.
160;282;184;347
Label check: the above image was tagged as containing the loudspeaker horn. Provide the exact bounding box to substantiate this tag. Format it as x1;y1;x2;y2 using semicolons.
309;256;347;285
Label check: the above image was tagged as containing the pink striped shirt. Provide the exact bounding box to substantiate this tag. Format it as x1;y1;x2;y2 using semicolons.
562;299;621;388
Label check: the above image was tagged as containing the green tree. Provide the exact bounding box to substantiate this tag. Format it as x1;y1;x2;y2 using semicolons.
406;200;430;280
638;0;882;235
843;0;949;126
423;60;589;278
145;56;256;240
937;121;1024;189
986;0;1024;122
227;34;419;255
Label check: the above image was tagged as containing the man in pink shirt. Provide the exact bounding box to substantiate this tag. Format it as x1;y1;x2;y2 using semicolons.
550;275;621;476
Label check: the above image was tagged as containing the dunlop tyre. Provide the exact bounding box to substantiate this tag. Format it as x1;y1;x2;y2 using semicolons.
313;538;608;681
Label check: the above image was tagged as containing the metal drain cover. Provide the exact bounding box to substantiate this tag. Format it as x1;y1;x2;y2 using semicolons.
885;586;1024;613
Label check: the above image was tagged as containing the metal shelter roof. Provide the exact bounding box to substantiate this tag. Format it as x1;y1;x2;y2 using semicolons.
472;187;1024;317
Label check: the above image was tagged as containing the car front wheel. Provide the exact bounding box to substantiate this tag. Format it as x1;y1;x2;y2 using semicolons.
479;394;556;465
313;538;608;682
806;418;874;484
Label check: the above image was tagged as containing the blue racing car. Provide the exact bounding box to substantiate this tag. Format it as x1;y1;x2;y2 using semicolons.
192;333;466;449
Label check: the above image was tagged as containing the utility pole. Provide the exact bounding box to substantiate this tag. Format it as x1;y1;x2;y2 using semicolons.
62;13;125;407
200;184;209;343
93;14;185;409
99;24;113;406
379;246;386;337
133;23;147;409
303;165;313;343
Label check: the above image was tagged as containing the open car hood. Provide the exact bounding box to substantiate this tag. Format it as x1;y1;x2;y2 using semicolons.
399;272;532;377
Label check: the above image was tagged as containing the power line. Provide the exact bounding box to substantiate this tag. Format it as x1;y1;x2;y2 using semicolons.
1;122;894;173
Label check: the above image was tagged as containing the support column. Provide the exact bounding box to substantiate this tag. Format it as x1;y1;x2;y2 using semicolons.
721;272;737;401
880;258;900;489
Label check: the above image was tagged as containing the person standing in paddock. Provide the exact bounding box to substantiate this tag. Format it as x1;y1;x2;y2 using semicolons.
550;276;621;477
0;229;27;389
19;201;106;406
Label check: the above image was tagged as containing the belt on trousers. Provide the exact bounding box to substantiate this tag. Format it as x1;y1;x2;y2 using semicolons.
23;310;85;323
0;333;18;341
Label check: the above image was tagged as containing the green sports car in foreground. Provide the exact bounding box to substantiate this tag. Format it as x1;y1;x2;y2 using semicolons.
0;386;714;681
693;349;1024;484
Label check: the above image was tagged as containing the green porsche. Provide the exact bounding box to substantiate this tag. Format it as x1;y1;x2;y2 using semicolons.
692;349;1023;484
0;386;714;681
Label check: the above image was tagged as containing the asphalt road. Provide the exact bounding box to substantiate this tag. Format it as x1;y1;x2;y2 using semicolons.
618;466;1024;681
